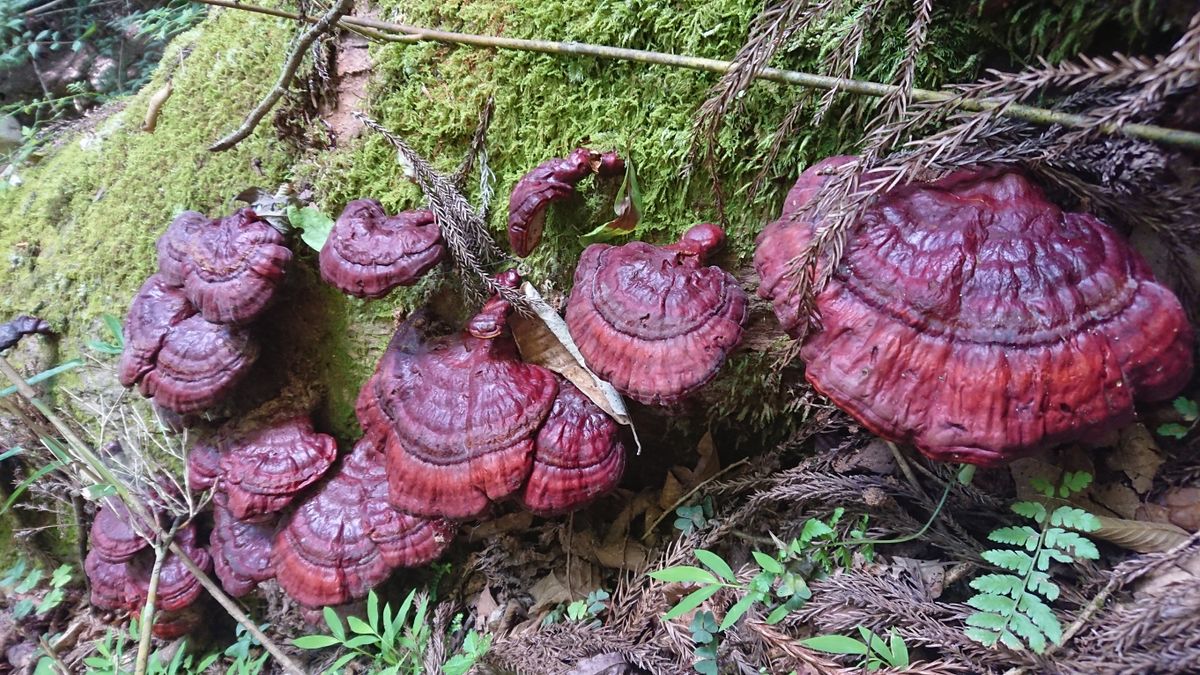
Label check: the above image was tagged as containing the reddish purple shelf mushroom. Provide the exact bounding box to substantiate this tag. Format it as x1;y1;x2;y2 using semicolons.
273;438;455;609
211;493;277;598
156;208;291;325
90;500;151;563
566;223;749;406
319;200;447;299
507;148;625;257
357;281;559;520
754;158;1195;466
520;380;628;516
186;436;222;492
134;314;259;414
118;275;196;389
218;416;338;520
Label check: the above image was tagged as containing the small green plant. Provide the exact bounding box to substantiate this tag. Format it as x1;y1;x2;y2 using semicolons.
801;627;910;671
1157;397;1198;439
674;496;715;535
223;622;271;674
0;560;73;619
85;314;125;355
964;471;1101;653
292;589;490;674
565;589;610;627
83;622;218;675
689;611;719;675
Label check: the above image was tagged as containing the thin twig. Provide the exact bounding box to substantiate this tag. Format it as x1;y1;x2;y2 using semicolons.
37;635;70;675
134;527;177;675
208;0;354;151
193;0;1200;149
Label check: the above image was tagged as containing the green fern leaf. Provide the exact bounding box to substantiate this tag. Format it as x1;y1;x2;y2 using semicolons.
982;549;1034;574
969;574;1023;598
1007;611;1048;653
1049;506;1100;531
1011;501;1047;524
1018;594;1062;644
967;593;1016;614
966;611;1009;631
1059;471;1093;496
989;526;1040;549
965;626;1000;647
998;629;1024;651
1027;571;1059;601
1036;547;1073;570
1044;529;1100;560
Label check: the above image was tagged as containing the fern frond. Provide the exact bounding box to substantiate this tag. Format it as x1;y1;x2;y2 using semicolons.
969;574;1024;599
1049;506;1101;532
989;525;1039;549
982;549;1034;575
1044;529;1100;560
1011;501;1047;524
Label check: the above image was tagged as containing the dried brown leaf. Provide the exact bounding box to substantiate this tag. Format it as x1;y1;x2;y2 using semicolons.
1093;515;1190;553
1109;424;1165;494
529;563;604;614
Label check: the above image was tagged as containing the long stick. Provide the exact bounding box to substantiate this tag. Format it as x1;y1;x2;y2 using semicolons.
133;540;169;675
193;0;1200;150
207;0;354;151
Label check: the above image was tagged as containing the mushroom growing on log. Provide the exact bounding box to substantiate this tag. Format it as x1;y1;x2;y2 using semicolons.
319;200;446;299
156;208;291;325
185;436;222;492
218;416;338;520
134;315;259;414
507;148;625;257
520;380;628;516
273;438;454;609
566;223;748;406
210;493;277;598
754;158;1195;466
357;274;559;519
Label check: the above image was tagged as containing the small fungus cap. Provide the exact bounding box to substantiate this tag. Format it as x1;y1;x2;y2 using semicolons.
90;500;151;563
118;275;196;388
136;315;259;414
273;438;454;609
185;436;223;492
211;493;276;598
754;159;1195;466
156;208;291;325
520;380;627;516
127;523;211;613
359;291;558;519
566;222;749;405
319;200;446;299
219;416;338;520
507;148;621;257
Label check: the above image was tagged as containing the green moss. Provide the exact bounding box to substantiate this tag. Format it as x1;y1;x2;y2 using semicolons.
0;7;298;336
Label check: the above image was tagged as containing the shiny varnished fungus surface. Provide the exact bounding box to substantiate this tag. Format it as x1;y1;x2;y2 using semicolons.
566;222;748;406
156;208;291;325
273;439;454;608
507;148;624;257
358;284;559;519
135;314;259;414
219;416;338;519
520;380;627;516
319;200;446;299
754;158;1195;466
211;494;276;598
90;500;150;563
118;275;195;388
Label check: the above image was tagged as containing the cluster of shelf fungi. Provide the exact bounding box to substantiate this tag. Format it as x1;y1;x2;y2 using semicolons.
88;149;1193;636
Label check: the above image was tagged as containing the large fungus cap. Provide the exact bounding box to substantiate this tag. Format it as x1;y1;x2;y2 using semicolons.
520;380;627;516
118;275;195;388
156;208;292;325
755;159;1195;466
319;200;446;299
84;548;137;611
219;416;338;520
566;222;749;405
90;500;151;563
358;295;558;519
273;438;454;608
211;494;276;598
507;148;624;257
137;315;259;414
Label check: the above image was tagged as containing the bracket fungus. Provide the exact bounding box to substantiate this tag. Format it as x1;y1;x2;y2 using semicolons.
135;315;259;414
319;200;446;298
118;275;195;389
566;222;749;406
186;437;222;492
90;500;150;563
218;416;338;520
156;208;291;325
520;380;628;516
127;524;212;639
358;282;559;520
211;494;277;598
273;439;454;609
507;147;625;257
754;158;1195;466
